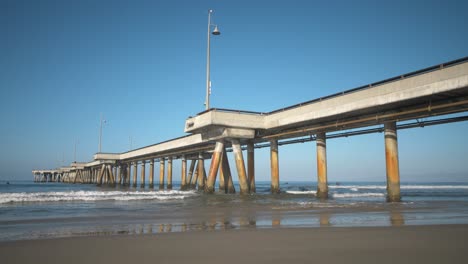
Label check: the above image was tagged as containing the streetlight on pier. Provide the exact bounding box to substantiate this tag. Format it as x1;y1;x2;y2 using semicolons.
98;113;107;153
205;9;221;110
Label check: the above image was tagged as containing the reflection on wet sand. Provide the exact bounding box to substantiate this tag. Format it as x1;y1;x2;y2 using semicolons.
25;209;408;239
390;210;405;226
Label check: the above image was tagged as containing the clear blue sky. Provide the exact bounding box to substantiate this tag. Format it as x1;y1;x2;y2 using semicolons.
1;0;467;182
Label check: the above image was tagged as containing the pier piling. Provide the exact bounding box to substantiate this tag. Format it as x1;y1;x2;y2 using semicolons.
181;156;187;190
197;153;205;191
149;159;154;188
316;132;328;199
132;162;137;187
159;158;165;190
247;141;256;193
270;140;280;194
206;141;224;193
384;121;401;202
232;139;250;194
140;161;146;188
167;157;173;190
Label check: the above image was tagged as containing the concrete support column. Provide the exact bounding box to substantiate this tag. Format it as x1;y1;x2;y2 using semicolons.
181;156;187;190
190;160;198;189
316;132;328;198
222;149;236;194
232;139;250;194
247;141;256;193
188;160;196;189
384;121;401;202
206;141;224;193
159;158;165;190
149;159;154;188
114;166;118;183
270;139;280;194
167;157;173;190
132;162;138;187
140;161;146;188
218;153;226;192
197;153;205;191
126;163;131;185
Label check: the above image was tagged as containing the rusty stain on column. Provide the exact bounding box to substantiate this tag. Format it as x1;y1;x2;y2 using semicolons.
384;121;401;202
167;157;173;190
149;159;154;188
222;149;236;194
247;141;256;193
159;158;165;190
132;162;138;187
232;139;250;194
140;160;146;188
197;153;205;191
316;132;328;199
181;156;187;190
206;141;224;194
270;139;280;194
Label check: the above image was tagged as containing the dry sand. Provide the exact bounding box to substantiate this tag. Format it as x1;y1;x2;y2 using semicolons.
1;225;467;264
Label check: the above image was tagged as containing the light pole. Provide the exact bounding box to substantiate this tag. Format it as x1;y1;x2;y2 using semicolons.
205;9;221;110
98;113;106;153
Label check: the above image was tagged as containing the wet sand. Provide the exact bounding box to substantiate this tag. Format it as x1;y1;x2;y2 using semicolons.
1;225;467;264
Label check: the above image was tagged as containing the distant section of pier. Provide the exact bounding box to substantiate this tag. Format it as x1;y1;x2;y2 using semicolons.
33;57;468;202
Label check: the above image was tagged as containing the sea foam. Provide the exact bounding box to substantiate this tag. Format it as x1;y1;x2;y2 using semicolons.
0;190;197;204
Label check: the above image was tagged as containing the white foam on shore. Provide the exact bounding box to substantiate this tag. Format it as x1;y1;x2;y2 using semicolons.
332;193;385;198
285;190;317;195
0;190;198;204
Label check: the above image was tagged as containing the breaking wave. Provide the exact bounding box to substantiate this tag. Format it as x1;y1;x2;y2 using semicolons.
285;190;317;195
329;185;468;190
0;190;198;204
332;193;385;198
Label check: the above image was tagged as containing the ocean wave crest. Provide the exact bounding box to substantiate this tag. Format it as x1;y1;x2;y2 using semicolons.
285;190;317;195
0;190;197;204
332;193;385;198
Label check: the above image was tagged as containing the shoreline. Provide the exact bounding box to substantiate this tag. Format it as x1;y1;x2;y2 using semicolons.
1;224;467;264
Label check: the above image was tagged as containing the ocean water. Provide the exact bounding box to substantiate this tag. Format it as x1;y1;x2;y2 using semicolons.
1;180;468;241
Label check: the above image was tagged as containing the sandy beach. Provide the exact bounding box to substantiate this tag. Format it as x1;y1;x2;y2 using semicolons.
1;225;467;264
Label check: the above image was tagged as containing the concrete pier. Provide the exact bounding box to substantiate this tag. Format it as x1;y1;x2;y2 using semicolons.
149;159;154;188
140;161;146;188
270;140;280;194
316;132;328;199
232;139;249;194
384;122;401;202
33;57;468;202
206;141;224;194
247;141;256;193
167;157;173;190
159;159;165;190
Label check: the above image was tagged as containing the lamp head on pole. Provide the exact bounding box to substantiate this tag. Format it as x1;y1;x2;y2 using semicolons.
212;25;221;35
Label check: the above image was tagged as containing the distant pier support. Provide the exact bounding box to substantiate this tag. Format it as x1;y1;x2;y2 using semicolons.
384;121;401;202
159;158;165;190
270;139;280;194
167;157;173;190
132;162;138;187
232;139;250;194
316;132;328;199
247;141;256;193
149;159;154;188
181;156;187;190
206;141;224;194
140;161;146;188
